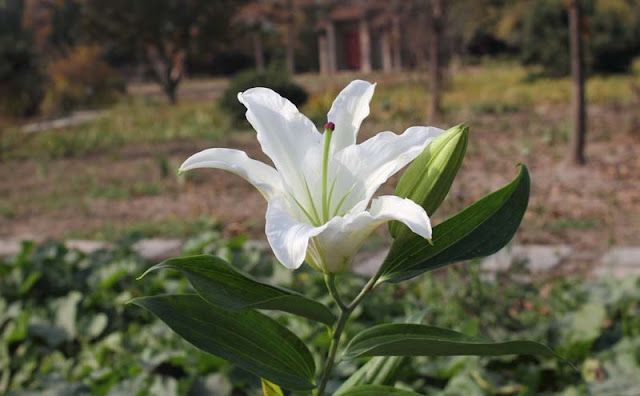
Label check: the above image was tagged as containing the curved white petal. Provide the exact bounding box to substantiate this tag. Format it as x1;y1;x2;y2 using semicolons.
238;88;322;199
331;126;445;214
315;195;432;273
265;198;327;269
179;148;284;200
327;80;376;154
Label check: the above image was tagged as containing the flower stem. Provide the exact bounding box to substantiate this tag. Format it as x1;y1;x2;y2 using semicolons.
316;308;349;396
325;274;347;311
316;268;385;396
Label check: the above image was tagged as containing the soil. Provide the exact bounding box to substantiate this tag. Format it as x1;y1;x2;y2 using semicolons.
1;102;638;268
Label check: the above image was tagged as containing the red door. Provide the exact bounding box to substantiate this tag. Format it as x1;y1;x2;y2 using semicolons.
343;31;361;70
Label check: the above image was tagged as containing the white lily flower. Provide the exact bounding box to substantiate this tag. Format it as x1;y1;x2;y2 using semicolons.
180;80;444;273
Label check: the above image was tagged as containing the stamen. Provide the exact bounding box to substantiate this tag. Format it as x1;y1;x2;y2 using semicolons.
303;177;322;225
288;192;319;226
332;182;357;217
326;175;338;217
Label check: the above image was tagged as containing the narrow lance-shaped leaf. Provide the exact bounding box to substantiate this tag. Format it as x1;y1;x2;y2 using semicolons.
334;355;404;396
337;385;425;396
140;255;335;326
130;294;316;391
380;165;530;283
390;123;468;238
342;323;558;361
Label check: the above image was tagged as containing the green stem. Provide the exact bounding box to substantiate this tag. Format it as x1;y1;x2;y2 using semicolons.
325;274;347;311
316;268;386;396
316;308;349;396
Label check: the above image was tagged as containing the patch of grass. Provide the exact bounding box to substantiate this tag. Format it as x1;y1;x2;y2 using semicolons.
302;61;638;125
545;218;600;231
541;124;570;145
0;203;15;219
89;185;130;200
4;97;230;160
89;181;163;200
66;217;220;240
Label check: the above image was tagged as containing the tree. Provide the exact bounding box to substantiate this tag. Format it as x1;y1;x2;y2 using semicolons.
428;0;444;123
0;0;45;117
568;0;586;165
235;0;298;75
508;0;640;77
235;2;270;73
83;0;237;104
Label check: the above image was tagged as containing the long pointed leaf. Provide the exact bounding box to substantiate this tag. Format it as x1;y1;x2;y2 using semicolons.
381;165;530;283
342;323;557;361
334;356;404;396
337;385;424;395
130;294;315;391
141;255;335;326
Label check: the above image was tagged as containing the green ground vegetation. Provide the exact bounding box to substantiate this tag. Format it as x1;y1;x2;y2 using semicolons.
1;233;639;395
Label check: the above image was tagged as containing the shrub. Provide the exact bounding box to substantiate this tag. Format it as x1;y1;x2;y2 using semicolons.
518;0;572;77
41;45;124;115
589;1;640;74
220;64;308;124
0;0;45;117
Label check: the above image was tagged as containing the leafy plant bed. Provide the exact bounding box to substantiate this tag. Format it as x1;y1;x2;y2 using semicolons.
1;234;638;395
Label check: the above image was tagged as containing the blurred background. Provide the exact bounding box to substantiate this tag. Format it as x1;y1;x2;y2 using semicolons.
1;0;639;395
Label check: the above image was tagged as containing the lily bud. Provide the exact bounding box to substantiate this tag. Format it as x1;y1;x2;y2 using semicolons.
390;124;469;239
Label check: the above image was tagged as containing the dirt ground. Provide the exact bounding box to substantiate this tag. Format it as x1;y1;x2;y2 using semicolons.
1;100;638;268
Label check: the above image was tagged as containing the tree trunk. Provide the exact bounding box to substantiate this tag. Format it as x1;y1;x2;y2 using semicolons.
359;18;372;73
391;15;402;71
326;21;337;74
428;0;444;123
568;0;586;165
319;34;329;75
166;81;178;105
285;0;295;75
253;30;265;72
382;30;392;73
146;45;184;105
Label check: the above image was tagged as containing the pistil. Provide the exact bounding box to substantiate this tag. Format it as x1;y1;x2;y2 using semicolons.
321;122;335;222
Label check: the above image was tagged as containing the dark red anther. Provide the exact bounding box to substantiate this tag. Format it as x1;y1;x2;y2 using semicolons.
324;122;335;131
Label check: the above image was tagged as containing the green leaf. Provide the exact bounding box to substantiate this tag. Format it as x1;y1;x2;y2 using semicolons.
337;385;424;395
141;255;335;326
130;294;316;391
18;271;41;295
380;165;530;283
334;356;404;396
342;323;557;361
261;378;284;396
390;123;468;238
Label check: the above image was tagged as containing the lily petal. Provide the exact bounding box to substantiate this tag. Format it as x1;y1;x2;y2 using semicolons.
316;195;432;273
238;88;322;198
327;80;376;154
179;148;284;200
265;198;327;269
332;126;444;214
